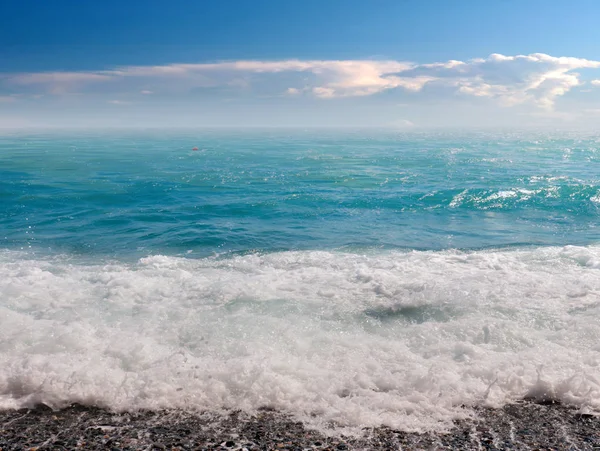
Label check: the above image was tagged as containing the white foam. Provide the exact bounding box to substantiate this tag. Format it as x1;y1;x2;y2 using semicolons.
1;246;599;432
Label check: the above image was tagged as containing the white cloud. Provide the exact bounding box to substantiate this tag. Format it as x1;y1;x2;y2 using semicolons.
3;53;599;110
312;86;336;98
107;100;131;105
388;119;415;128
591;80;600;86
3;59;417;98
8;72;112;86
401;53;600;109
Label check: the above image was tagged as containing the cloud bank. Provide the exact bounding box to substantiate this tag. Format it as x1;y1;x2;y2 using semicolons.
2;53;600;111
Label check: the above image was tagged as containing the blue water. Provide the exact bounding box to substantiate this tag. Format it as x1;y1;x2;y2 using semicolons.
1;129;599;258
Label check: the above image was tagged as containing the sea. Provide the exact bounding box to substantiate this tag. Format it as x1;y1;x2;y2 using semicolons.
1;128;599;432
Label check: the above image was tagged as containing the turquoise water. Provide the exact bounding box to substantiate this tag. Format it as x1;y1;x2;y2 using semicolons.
2;130;599;258
1;129;600;430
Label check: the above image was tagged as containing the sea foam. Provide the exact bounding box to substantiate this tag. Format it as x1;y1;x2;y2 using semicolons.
1;246;599;432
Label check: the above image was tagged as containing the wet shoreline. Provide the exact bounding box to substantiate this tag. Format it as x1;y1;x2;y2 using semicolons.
1;401;599;450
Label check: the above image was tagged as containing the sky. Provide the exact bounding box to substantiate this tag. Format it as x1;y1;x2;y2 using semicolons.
2;0;600;128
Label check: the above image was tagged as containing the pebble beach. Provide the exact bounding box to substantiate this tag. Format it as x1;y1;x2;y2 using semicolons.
1;401;599;450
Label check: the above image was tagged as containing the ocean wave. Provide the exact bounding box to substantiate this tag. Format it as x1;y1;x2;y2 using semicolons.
1;246;599;431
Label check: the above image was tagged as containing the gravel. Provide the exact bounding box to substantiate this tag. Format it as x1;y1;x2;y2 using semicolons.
1;401;599;450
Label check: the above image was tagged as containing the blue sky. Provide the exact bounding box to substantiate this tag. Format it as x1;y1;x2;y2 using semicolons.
2;0;600;128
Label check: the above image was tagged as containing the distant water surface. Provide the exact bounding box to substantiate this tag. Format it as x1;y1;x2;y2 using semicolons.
2;129;599;257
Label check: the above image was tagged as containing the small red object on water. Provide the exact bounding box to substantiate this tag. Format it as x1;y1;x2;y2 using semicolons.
192;147;199;151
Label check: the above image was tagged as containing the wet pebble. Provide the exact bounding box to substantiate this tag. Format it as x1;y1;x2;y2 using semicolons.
0;402;598;450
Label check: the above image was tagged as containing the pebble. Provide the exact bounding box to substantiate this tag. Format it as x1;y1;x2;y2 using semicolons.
0;402;598;450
